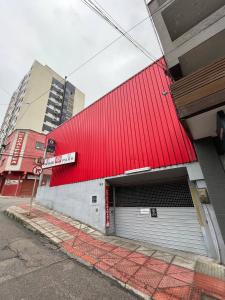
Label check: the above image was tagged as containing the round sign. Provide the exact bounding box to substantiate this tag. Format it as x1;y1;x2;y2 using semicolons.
33;165;42;176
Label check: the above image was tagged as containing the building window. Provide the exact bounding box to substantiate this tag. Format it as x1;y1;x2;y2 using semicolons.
42;124;54;133
35;141;45;151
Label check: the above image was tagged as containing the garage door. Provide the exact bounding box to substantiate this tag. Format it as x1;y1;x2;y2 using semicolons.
113;180;207;256
19;179;36;197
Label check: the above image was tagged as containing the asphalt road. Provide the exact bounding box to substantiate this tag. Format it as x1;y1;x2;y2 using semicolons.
0;197;138;300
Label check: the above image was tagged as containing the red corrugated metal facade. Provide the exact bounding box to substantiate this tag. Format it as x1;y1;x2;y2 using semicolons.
48;58;196;187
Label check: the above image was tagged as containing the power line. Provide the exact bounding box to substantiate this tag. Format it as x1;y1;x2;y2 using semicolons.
16;14;163;124
0;86;11;97
7;2;172;127
80;0;166;70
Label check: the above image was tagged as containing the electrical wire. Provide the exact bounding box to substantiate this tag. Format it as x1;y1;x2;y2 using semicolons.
2;0;176;130
0;86;11;96
80;0;166;70
15;14;163;125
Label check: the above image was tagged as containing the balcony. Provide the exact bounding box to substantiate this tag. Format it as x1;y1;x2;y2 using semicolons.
171;56;225;119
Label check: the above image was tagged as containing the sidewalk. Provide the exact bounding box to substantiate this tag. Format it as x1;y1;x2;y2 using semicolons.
5;203;225;300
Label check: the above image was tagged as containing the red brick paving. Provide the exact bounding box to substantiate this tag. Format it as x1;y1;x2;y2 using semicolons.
17;204;225;299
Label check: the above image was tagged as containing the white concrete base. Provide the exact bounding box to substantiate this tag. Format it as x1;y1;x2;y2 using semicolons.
36;179;106;232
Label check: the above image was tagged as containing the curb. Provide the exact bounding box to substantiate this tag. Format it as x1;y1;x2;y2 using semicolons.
4;209;149;299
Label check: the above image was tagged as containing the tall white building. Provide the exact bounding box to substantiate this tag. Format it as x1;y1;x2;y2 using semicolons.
0;60;85;146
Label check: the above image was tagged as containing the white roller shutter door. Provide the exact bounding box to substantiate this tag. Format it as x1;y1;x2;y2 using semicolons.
114;181;207;256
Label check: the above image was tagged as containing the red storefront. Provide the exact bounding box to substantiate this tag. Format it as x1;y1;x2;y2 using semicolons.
0;129;47;197
38;58;210;256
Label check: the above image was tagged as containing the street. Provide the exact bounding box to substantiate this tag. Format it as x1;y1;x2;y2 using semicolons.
0;197;138;300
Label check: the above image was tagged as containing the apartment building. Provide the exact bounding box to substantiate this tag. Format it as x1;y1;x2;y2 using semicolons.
0;60;85;147
146;0;225;263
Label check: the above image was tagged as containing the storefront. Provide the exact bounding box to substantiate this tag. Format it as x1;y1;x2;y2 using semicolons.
37;58;214;257
0;129;46;197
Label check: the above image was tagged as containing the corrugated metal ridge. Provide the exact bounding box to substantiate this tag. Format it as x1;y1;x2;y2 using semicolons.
47;57;166;136
171;56;225;99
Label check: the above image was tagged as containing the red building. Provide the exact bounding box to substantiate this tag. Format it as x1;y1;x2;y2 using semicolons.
37;59;216;258
0;129;46;197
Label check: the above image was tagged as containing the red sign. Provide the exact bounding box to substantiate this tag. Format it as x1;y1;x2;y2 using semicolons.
105;185;110;228
10;132;25;165
33;165;42;176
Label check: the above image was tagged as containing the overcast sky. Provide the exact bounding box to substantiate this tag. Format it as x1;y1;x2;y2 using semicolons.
0;0;162;125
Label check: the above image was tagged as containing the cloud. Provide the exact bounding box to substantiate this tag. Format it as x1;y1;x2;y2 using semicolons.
0;0;161;124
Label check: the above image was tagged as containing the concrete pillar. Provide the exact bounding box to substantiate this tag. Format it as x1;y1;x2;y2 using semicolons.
195;137;225;263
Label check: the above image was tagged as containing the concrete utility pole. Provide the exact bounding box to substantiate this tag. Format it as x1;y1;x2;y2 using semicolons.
59;76;67;125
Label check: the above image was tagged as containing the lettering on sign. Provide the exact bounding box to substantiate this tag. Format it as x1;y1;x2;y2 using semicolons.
151;208;158;218
10;132;25;165
140;208;150;215
42;152;76;169
5;179;19;185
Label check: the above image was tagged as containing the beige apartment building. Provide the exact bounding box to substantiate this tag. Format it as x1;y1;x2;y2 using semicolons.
0;60;85;146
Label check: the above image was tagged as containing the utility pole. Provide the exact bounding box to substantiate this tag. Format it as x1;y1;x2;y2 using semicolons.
59;76;67;125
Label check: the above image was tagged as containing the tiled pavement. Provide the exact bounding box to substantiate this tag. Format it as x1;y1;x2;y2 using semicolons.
5;204;225;300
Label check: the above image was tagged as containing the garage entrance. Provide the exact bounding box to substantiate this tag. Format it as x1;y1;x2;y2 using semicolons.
107;167;208;256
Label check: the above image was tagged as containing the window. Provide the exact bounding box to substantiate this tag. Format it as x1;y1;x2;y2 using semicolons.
35;141;45;151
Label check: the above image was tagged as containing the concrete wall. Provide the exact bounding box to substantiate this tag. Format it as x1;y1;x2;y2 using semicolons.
148;0;225;71
15;61;63;133
195;138;225;263
36;179;106;233
73;88;85;116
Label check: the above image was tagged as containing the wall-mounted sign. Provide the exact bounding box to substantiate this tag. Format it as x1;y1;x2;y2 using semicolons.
42;152;76;169
140;208;150;215
5;179;19;185
151;208;157;218
10;132;25;165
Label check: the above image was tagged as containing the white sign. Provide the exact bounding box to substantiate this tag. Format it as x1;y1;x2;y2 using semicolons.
42;152;76;169
33;165;42;176
140;208;150;215
5;179;19;185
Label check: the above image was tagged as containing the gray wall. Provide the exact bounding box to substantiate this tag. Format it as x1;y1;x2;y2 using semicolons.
148;0;225;71
195;138;225;262
36;179;106;233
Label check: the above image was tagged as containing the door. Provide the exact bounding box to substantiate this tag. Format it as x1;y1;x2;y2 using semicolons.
113;180;208;255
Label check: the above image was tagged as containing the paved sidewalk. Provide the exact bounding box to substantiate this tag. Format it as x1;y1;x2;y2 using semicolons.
5;203;225;300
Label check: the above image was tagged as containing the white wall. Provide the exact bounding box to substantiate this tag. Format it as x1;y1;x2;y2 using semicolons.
36;179;106;233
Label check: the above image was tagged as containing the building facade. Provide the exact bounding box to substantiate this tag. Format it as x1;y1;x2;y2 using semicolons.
0;60;85;147
37;59;218;259
147;0;225;263
0;129;49;197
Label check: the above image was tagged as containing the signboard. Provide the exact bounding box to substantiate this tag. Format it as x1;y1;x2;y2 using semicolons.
140;208;150;215
42;152;76;169
33;165;42;176
10;132;25;165
27;175;37;180
151;208;158;218
5;179;19;185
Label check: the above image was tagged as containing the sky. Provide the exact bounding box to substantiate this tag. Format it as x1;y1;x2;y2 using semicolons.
0;0;162;126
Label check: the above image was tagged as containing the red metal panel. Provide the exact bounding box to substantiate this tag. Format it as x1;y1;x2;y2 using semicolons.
48;58;196;187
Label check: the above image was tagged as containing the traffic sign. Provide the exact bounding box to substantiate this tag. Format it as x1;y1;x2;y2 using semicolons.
33;165;42;176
